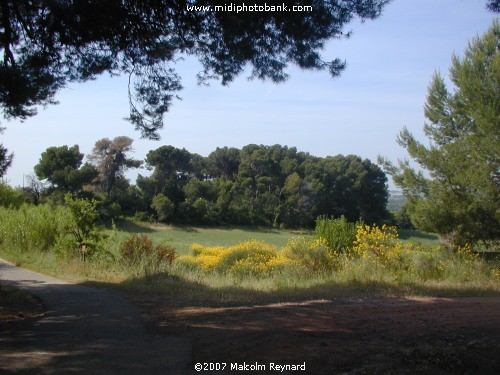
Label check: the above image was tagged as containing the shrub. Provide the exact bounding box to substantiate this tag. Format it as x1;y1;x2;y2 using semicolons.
120;234;154;264
0;183;25;209
154;243;178;264
177;240;286;277
280;237;340;275
120;234;177;267
352;225;401;259
315;216;358;254
64;193;102;246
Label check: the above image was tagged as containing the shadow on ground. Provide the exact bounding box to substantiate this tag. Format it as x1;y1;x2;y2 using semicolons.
0;260;191;375
85;273;500;374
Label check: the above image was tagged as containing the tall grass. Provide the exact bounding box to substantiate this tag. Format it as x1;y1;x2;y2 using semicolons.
0;205;71;253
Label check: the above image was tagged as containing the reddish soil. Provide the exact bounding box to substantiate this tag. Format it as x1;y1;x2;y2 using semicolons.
137;296;500;374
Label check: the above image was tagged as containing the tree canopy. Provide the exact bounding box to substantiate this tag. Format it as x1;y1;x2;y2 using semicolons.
138;143;389;226
487;0;500;12
30;139;389;226
34;144;96;192
0;128;12;178
0;0;392;138
88;136;142;197
379;20;500;248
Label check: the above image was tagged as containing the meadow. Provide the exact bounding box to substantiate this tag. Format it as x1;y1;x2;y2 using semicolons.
1;204;498;303
113;220;306;255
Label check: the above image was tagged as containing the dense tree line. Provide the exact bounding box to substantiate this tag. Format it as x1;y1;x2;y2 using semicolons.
28;140;389;228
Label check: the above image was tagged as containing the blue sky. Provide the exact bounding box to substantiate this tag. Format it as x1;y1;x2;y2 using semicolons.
1;0;496;188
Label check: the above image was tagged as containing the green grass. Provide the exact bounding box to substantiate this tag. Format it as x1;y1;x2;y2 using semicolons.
112;220;307;255
398;229;440;248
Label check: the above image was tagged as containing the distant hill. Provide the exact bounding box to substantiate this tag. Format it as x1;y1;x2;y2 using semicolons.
387;190;406;212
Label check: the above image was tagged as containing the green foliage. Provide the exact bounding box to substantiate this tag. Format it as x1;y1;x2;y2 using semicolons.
0;182;24;208
208;147;240;180
281;237;340;275
0;204;72;253
315;216;358;254
151;193;175;223
0;128;13;178
393;205;415;230
103;202;122;220
379;21;500;248
34;145;97;192
1;1;389;138
31;141;389;229
136;144;389;228
0;144;13;179
64;193;102;246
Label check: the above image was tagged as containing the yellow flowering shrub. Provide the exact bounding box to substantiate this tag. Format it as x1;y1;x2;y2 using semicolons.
176;237;346;277
176;240;290;277
454;244;479;265
352;224;405;268
493;268;500;282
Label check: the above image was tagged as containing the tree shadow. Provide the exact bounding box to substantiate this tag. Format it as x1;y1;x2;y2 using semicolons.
0;272;191;374
84;271;500;309
398;229;440;241
85;273;500;375
112;219;156;233
170;225;199;233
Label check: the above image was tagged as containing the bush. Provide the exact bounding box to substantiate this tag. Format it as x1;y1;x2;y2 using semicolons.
350;224;411;272
154;243;178;264
280;237;340;275
177;240;286;277
315;216;358;254
0;183;25;209
120;234;154;264
394;205;414;230
64;194;102;246
120;234;177;267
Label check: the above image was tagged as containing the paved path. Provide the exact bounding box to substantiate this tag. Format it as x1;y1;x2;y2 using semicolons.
0;259;192;374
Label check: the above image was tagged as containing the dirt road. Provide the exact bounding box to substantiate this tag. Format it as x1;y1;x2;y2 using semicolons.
138;295;500;374
0;259;192;374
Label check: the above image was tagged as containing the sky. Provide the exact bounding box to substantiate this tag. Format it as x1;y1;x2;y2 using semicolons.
1;0;497;189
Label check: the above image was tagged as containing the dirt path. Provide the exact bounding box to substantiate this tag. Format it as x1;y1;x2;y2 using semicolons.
139;296;500;374
0;259;192;374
